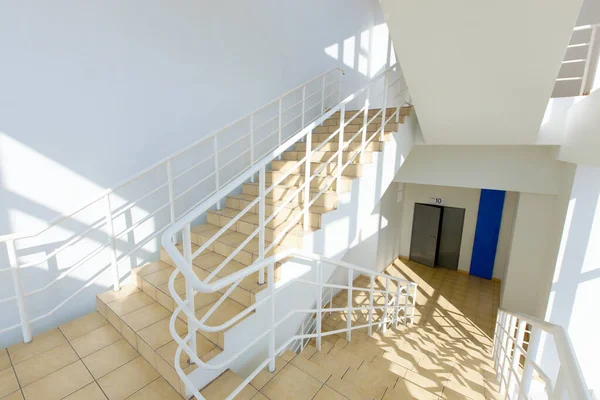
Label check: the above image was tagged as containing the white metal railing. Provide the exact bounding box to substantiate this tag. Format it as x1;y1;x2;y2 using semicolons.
166;249;417;400
493;308;592;400
555;24;599;96
161;62;411;398
0;67;344;343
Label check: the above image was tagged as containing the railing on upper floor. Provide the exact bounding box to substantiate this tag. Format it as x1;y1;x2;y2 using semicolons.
161;62;412;398
493;308;592;400
166;249;418;399
0;67;344;343
554;24;599;97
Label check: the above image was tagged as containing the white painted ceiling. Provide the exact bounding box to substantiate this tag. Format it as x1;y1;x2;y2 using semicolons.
379;0;584;144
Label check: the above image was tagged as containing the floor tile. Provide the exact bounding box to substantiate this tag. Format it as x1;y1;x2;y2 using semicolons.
59;312;108;341
0;349;11;371
107;292;154;317
201;370;257;400
313;385;346;400
7;328;66;365
82;339;138;379
63;382;107;400
127;377;182;400
21;360;94;400
0;367;19;398
250;357;287;390
70;324;122;358
97;356;159;400
262;363;322;400
1;390;24;400
13;342;79;386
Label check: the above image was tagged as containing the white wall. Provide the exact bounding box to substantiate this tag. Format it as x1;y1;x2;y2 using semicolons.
501;165;575;318
557;89;600;167
380;0;583;144
0;0;392;347
394;145;564;195
541;164;600;393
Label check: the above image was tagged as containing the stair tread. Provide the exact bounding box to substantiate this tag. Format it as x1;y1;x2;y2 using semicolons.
209;207;320;235
244;181;338;195
228;193;334;215
192;223;290;254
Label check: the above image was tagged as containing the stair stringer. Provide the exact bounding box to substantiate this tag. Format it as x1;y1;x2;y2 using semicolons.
184;110;419;395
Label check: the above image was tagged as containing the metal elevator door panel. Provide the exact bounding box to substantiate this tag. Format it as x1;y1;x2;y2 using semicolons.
437;207;465;270
409;204;442;267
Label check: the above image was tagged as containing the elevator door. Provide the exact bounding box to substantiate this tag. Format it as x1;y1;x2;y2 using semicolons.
437;206;465;270
409;204;442;267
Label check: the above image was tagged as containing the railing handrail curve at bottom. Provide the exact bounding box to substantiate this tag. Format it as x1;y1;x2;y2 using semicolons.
167;249;418;400
494;308;591;400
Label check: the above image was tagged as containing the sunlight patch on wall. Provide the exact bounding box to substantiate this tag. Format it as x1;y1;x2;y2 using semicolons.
323;23;393;78
552;197;576;283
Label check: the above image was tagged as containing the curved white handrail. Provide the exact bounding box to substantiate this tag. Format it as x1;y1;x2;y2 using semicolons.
167;249;417;399
494;308;591;400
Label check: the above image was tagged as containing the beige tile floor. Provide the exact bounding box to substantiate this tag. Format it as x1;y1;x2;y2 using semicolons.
0;312;182;400
0;257;500;400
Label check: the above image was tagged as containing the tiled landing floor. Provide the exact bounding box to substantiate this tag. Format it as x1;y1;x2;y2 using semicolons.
0;312;181;400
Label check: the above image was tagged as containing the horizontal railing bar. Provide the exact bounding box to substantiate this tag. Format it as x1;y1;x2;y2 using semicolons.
19;217;107;269
114;203;170;240
111;181;169;219
218;148;251;171
219;131;252;154
173;158;214;182
25;240;110;297
174;173;216;202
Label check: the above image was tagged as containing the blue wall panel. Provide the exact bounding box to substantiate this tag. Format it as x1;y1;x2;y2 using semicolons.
470;189;506;279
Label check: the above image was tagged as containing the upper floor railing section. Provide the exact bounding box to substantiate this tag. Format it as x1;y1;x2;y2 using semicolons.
0;67;344;343
553;24;599;98
494;308;592;400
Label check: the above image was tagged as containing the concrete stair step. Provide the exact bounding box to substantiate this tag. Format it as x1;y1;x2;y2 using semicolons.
95;285;222;397
242;182;339;208
294;140;383;152
263;171;353;193
225;193;329;229
270;160;363;177
282;149;373;164
312;130;395;143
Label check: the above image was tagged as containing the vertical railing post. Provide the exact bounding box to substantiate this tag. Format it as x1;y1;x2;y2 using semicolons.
182;223;197;361
213;136;221;210
303;130;312;231
277;98;283;160
7;240;32;343
581;25;597;96
337;70;343;103
301;86;306;129
258;166;266;285
510;319;527;397
300;320;305;353
368;275;374;336
320;76;326;115
336;106;345;196
519;327;540;399
346;269;352;342
410;283;417;324
382;277;389;333
250;114;255;183
380;70;389;142
316;260;322;351
268;262;276;372
393;280;401;328
166;161;177;244
104;194;120;291
395;68;402;124
360;87;370;164
500;315;517;394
